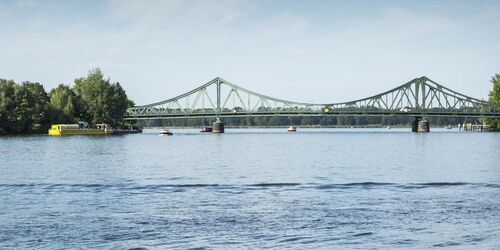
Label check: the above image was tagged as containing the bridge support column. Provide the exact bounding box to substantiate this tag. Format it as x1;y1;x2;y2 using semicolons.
412;117;419;132
212;119;225;133
412;117;430;132
418;120;430;132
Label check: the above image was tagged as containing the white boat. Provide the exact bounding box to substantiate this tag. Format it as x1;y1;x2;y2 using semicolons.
200;126;213;132
287;126;297;132
159;128;173;135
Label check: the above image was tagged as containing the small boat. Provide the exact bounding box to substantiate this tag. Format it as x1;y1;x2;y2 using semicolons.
159;128;173;135
200;126;213;132
287;126;297;132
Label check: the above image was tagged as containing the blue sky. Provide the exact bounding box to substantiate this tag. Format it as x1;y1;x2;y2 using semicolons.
1;0;499;105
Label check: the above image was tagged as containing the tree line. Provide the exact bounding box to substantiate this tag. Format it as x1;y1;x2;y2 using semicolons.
0;68;133;135
486;74;500;129
2;72;499;133
139;115;477;128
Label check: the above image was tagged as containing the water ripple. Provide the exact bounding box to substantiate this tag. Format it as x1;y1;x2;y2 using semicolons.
0;182;498;193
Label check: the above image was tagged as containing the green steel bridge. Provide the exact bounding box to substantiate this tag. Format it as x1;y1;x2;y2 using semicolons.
125;76;500;121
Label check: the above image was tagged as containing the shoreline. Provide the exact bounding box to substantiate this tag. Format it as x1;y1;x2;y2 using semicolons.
3;125;499;135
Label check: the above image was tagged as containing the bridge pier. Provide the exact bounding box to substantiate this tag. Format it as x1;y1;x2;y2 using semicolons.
412;117;430;132
212;119;225;133
418;120;430;132
411;117;419;132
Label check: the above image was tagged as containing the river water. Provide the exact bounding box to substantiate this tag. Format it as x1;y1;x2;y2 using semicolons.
0;128;499;249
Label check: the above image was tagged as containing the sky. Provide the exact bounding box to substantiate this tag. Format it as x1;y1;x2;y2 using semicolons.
1;0;499;105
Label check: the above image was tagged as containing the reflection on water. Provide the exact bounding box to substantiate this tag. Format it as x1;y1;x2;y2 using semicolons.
0;128;499;249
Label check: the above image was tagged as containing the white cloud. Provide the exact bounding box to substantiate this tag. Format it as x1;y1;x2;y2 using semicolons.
16;0;37;8
1;1;499;103
107;0;253;28
329;7;460;48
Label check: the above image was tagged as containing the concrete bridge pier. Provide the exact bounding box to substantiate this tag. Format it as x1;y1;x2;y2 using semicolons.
412;116;430;132
411;117;419;132
418;120;430;132
212;118;224;133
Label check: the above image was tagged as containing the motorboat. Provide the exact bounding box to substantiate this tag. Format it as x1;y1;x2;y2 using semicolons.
159;128;173;135
287;126;297;132
200;126;213;132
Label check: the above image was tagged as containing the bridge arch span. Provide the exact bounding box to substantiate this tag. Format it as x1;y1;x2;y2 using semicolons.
126;76;500;119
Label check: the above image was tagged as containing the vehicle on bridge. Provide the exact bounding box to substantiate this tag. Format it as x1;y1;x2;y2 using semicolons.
399;106;412;112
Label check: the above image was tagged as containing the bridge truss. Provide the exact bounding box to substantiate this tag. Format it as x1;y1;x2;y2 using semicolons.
125;76;500;120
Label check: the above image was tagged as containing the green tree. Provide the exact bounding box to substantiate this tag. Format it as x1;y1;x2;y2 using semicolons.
49;84;78;124
13;81;50;133
301;116;313;125
486;74;500;129
321;116;336;126
73;68;132;127
337;116;355;126
355;116;367;126
0;79;18;134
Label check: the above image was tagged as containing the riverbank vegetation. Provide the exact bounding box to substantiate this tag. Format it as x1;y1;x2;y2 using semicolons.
485;74;500;129
138;115;477;128
2;72;499;134
0;68;133;135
